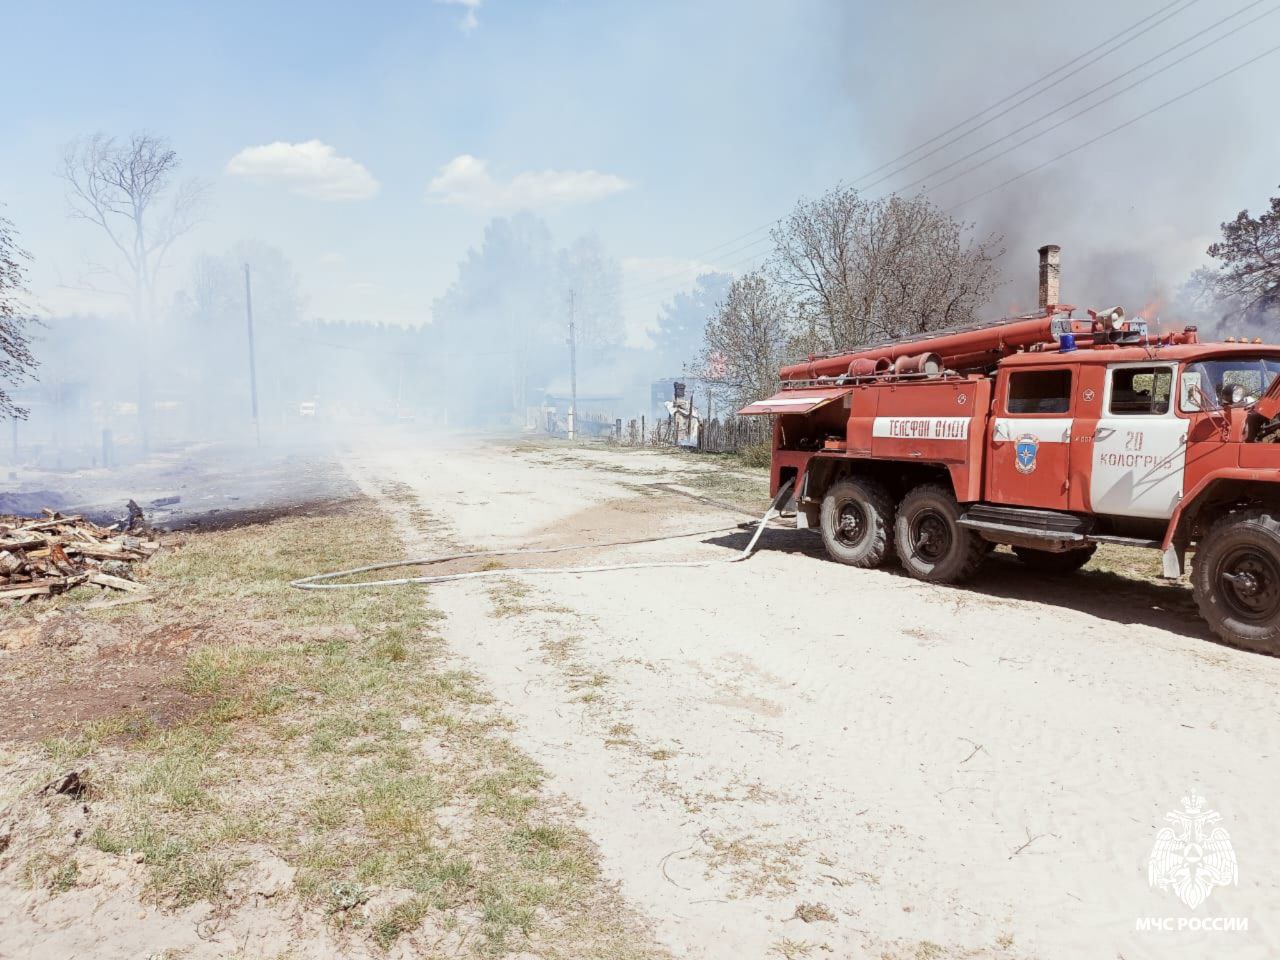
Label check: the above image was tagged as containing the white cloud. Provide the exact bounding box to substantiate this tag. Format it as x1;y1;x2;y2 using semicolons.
427;154;632;209
435;0;481;32
226;141;380;201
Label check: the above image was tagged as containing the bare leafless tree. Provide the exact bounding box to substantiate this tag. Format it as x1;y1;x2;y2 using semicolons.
0;213;37;418
59;132;207;442
700;271;793;407
770;184;1003;352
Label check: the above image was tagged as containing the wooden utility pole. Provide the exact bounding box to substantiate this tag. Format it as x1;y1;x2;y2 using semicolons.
395;356;404;417
244;264;261;446
567;289;578;440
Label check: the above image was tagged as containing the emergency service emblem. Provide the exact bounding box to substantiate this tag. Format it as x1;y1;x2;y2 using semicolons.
1148;790;1238;909
1014;434;1039;474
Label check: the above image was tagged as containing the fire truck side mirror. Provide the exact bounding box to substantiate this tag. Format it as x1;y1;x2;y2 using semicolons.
1182;375;1205;412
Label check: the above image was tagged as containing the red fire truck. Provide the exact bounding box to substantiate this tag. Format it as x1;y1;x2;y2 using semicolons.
741;246;1280;654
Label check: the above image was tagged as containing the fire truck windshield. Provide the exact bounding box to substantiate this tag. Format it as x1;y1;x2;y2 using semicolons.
1180;357;1280;410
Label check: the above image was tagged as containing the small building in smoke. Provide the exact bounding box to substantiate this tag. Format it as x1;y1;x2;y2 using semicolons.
538;389;622;437
650;378;684;421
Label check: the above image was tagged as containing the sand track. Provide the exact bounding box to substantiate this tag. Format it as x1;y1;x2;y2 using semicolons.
350;436;1280;960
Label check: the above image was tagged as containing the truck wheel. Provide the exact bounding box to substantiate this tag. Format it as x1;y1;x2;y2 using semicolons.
819;478;895;568
1012;544;1096;574
894;484;985;583
1193;509;1280;655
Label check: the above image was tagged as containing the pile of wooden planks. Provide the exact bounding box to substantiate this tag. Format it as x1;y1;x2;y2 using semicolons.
0;510;158;604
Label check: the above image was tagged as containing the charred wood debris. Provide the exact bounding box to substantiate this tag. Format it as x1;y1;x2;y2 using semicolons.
0;501;161;605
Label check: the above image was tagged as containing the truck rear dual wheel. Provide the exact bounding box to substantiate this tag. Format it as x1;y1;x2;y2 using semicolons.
1193;509;1280;656
1013;544;1096;574
894;484;986;584
819;478;895;568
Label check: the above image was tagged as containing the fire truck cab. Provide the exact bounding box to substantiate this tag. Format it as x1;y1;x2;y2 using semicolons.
743;251;1280;654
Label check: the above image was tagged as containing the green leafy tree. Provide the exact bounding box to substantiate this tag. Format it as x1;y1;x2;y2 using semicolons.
652;271;731;375
432;214;624;424
557;234;623;362
1208;188;1280;325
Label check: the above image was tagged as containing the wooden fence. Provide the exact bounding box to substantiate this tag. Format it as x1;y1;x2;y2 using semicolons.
607;414;770;453
693;416;771;453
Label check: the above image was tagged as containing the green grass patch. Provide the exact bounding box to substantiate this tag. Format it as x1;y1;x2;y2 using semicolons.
15;498;663;958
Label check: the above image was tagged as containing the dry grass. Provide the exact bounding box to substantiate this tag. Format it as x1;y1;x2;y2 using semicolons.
487;577;536;618
771;938;816;959
6;497;663;958
1088;542;1171;584
790;901;835;923
700;831;805;899
663;468;769;510
729;441;773;470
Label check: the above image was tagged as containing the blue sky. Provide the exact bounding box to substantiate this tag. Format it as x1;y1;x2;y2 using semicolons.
4;0;1279;342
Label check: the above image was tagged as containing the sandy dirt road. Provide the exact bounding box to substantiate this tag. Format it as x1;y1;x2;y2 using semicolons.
347;435;1280;960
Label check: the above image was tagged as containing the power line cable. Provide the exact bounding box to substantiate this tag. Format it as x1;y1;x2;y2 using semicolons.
709;39;1280;274
848;0;1201;184
627;32;1280;305
885;1;1278;197
944;38;1280;212
618;2;1252;307
617;0;1203;301
620;4;1278;308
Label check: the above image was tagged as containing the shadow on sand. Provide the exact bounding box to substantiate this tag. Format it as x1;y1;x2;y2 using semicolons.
706;525;1222;648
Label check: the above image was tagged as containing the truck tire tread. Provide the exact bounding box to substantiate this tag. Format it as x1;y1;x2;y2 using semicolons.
1192;508;1280;656
819;477;895;568
894;483;985;584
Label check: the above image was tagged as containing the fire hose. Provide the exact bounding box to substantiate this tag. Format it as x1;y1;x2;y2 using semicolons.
289;479;794;592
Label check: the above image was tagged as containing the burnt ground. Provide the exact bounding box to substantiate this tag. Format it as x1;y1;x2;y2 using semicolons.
1;440;358;531
165;494;357;532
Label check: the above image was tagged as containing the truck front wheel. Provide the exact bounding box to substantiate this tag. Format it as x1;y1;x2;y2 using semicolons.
894;484;986;583
819;478;895;568
1193;509;1280;655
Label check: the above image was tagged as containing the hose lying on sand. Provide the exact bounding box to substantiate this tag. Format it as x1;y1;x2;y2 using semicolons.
290;480;795;592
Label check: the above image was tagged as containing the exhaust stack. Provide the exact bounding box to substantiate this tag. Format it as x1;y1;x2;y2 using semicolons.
1038;244;1061;311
